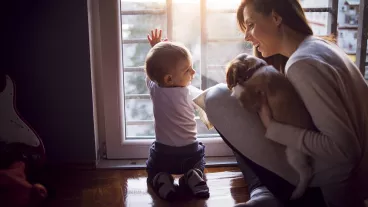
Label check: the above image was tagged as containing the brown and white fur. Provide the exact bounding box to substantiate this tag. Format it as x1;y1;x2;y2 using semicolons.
226;53;315;200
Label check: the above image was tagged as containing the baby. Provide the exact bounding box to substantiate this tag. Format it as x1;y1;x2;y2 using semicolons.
226;53;315;200
144;29;209;201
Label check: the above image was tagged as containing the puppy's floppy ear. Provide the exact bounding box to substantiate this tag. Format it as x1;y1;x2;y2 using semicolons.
225;62;237;90
226;53;249;90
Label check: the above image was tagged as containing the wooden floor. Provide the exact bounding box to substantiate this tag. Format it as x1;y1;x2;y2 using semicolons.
41;167;249;207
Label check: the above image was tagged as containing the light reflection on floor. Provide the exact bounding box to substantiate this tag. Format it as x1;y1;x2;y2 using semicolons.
124;169;247;207
47;167;247;207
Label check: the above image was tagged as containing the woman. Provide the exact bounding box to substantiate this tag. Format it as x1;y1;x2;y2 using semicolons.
205;0;368;206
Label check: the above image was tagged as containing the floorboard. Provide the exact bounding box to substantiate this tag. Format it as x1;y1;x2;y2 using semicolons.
41;167;249;207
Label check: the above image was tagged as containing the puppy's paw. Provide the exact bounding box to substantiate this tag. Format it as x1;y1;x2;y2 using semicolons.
231;84;245;99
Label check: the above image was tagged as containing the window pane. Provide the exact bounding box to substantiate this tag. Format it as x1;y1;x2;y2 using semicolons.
301;0;331;36
172;0;200;43
202;69;226;89
196;120;218;136
121;0;165;11
125;99;153;121
171;0;201;69
337;30;358;54
126;120;218;139
337;0;366;74
171;0;202;88
339;2;359;27
206;0;239;10
124;72;149;94
123;43;151;67
126;124;155;138
207;13;243;39
207;41;252;65
305;12;329;36
300;0;330;8
121;0;242;139
121;14;167;39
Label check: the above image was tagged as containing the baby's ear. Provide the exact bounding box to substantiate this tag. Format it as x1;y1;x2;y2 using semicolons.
163;74;173;86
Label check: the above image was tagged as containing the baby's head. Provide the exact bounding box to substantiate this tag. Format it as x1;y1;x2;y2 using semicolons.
145;41;195;87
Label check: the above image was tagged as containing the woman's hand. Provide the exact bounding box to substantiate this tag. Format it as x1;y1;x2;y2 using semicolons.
147;28;168;47
258;98;273;129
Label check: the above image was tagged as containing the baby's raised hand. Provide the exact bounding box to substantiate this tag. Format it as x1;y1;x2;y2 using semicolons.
147;28;168;47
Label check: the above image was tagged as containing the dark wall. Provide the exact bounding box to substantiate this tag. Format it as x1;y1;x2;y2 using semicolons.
3;0;96;163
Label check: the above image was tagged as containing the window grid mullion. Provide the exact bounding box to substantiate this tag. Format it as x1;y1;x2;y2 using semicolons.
200;0;207;90
127;134;219;139
207;7;333;14
166;0;173;40
327;0;338;37
303;7;332;12
120;9;165;15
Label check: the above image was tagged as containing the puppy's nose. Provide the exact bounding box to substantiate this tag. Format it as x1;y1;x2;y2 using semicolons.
231;84;245;99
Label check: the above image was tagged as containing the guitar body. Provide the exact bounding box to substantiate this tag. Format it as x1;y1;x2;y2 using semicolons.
0;74;46;168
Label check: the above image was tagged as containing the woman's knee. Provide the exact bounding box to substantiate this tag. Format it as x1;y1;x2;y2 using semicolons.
204;83;235;115
204;84;300;187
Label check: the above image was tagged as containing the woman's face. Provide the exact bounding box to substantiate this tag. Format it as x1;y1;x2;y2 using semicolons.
242;3;282;57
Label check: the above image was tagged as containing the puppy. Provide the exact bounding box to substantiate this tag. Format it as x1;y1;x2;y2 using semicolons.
226;53;314;200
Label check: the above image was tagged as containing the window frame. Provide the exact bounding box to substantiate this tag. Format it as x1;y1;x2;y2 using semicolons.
91;0;235;159
355;0;368;74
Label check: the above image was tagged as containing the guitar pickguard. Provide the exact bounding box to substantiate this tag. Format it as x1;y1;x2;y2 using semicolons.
0;76;41;147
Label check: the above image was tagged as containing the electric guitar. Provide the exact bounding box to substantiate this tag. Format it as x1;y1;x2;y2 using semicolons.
0;74;46;168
